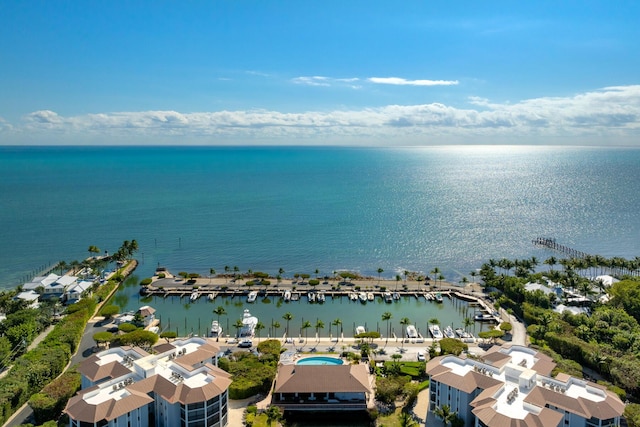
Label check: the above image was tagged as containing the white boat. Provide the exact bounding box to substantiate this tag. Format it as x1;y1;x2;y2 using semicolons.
283;290;291;302
406;324;418;339
383;292;393;303
355;325;366;335
207;293;215;301
316;292;325;303
443;326;456;339
429;325;444;339
474;311;496;322
349;292;358;301
239;309;258;338
247;291;258;303
367;292;374;301
455;327;474;340
358;292;367;303
190;291;199;301
308;292;315;303
434;292;444;303
291;292;300;301
211;320;223;338
392;292;401;301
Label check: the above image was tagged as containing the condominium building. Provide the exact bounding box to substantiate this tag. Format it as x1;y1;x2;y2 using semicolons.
65;337;232;427
426;344;624;427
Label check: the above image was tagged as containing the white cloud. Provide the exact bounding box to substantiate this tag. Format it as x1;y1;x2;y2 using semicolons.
7;85;640;145
368;77;459;86
291;76;363;88
292;76;332;87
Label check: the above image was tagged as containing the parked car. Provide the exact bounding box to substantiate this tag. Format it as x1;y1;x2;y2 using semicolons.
417;350;426;362
238;339;253;348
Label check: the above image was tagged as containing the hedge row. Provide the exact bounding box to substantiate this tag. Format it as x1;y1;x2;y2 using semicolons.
0;299;92;424
0;262;134;424
29;369;81;424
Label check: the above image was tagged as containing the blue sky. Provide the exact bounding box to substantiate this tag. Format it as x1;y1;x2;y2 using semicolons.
1;1;639;145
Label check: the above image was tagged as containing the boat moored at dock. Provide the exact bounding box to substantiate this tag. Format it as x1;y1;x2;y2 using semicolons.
239;309;258;338
210;320;223;338
443;325;456;339
406;324;418;339
429;325;444;339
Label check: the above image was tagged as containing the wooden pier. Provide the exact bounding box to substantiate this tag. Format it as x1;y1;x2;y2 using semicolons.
140;282;459;303
532;237;589;259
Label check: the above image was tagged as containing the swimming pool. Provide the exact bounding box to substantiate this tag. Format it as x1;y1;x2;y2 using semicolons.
296;356;344;366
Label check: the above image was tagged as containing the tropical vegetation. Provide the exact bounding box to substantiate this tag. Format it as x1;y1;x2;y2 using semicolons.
478;254;640;398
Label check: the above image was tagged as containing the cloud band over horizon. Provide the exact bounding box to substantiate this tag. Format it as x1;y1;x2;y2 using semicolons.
2;85;639;146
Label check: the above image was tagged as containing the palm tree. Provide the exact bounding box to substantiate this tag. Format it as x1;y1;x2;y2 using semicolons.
57;260;68;275
265;405;283;426
577;279;596;300
544;256;558;272
255;321;265;342
301;320;312;345
400;317;410;350
212;306;227;341
403;270;409;285
431;267;441;287
463;317;473;334
283;312;293;338
470;270;477;284
70;260;81;274
315;319;325;342
234;319;244;338
272;321;281;339
395;275;401;290
224;266;230;282
209;268;216;284
382;312;392;345
332;318;342;341
434;404;457;426
377;267;384;284
398;411;418;427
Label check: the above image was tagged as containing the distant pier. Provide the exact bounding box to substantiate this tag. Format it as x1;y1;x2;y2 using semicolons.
532;237;589;259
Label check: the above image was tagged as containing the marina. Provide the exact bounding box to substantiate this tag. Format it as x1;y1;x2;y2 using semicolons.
127;277;494;340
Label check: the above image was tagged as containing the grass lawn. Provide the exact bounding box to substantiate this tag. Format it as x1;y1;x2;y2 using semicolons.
376;407;405;427
383;361;427;378
245;412;283;427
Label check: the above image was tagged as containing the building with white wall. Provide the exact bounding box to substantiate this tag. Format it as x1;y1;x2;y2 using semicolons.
426;344;625;427
65;337;231;427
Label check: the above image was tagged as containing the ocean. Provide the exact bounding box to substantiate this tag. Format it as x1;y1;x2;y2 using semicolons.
2;145;640;290
3;145;639;426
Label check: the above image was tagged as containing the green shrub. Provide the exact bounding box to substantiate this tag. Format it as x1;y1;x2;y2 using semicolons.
118;323;138;333
99;304;119;319
159;331;177;341
140;278;152;286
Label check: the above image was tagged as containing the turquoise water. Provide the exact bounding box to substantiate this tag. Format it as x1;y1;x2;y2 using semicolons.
3;145;638;427
123;277;481;339
296;356;344;365
2;145;640;291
